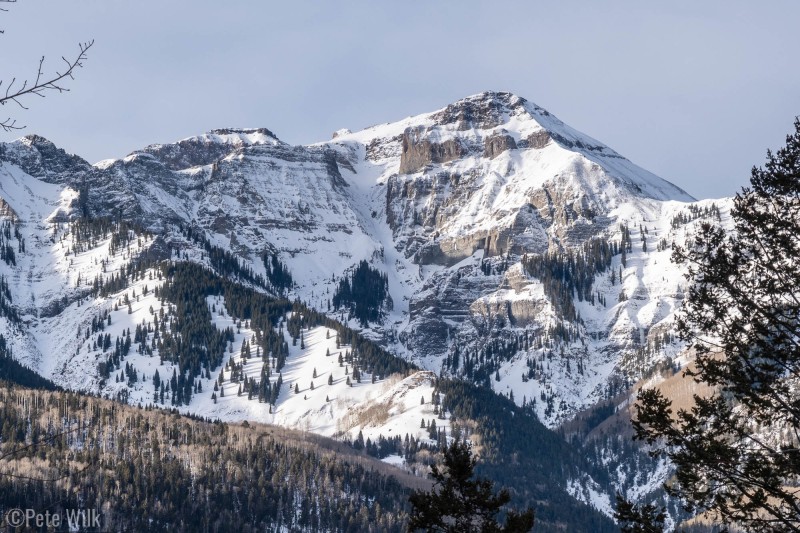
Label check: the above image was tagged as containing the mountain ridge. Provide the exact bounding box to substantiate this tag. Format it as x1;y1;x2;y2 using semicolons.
0;91;719;418
0;91;729;526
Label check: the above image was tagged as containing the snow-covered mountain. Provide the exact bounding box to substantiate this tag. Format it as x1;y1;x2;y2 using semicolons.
0;91;732;524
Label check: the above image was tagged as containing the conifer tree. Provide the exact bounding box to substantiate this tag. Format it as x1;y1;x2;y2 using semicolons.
408;440;534;532
628;119;800;531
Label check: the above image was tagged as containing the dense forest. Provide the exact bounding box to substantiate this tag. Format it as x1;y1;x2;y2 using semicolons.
0;219;21;324
434;379;618;532
263;251;294;294
0;336;59;391
0;382;422;532
346;375;622;531
522;236;618;322
332;260;392;326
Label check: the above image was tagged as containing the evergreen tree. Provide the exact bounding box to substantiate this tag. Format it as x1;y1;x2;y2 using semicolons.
613;493;666;533
629;119;800;531
408;440;534;532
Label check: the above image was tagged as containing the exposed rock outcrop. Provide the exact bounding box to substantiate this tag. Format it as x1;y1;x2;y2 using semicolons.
140;128;281;171
523;130;552;150
399;127;465;174
483;132;517;159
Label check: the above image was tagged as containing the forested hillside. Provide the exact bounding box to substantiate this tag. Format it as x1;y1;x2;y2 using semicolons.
0;382;421;532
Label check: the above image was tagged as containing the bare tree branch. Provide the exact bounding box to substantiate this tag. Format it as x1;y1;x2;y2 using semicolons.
0;0;17;33
0;40;94;132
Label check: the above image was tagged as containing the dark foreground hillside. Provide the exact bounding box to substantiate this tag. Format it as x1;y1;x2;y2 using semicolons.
0;382;425;532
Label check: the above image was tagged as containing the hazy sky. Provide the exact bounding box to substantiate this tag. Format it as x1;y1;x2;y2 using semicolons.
3;1;798;200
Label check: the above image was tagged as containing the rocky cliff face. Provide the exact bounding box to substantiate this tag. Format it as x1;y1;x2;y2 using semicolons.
398;127;465;174
139;128;282;171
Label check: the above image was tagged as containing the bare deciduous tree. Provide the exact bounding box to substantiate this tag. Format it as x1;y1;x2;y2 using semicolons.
1;0;93;132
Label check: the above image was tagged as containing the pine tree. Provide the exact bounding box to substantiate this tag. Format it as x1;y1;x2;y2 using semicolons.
629;119;800;531
614;494;666;533
408;440;534;532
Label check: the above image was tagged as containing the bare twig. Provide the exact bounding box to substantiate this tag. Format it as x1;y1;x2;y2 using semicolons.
0;117;19;131
0;0;17;32
0;40;94;132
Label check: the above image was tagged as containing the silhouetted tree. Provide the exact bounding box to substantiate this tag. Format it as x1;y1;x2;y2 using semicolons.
614;493;666;533
408;440;534;532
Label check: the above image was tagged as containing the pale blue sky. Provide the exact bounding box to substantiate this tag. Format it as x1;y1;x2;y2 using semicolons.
3;1;798;200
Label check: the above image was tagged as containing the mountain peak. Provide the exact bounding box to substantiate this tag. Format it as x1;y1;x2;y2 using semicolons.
20;133;57;148
429;91;527;130
0;134;92;183
452;90;525;106
398;91;695;202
